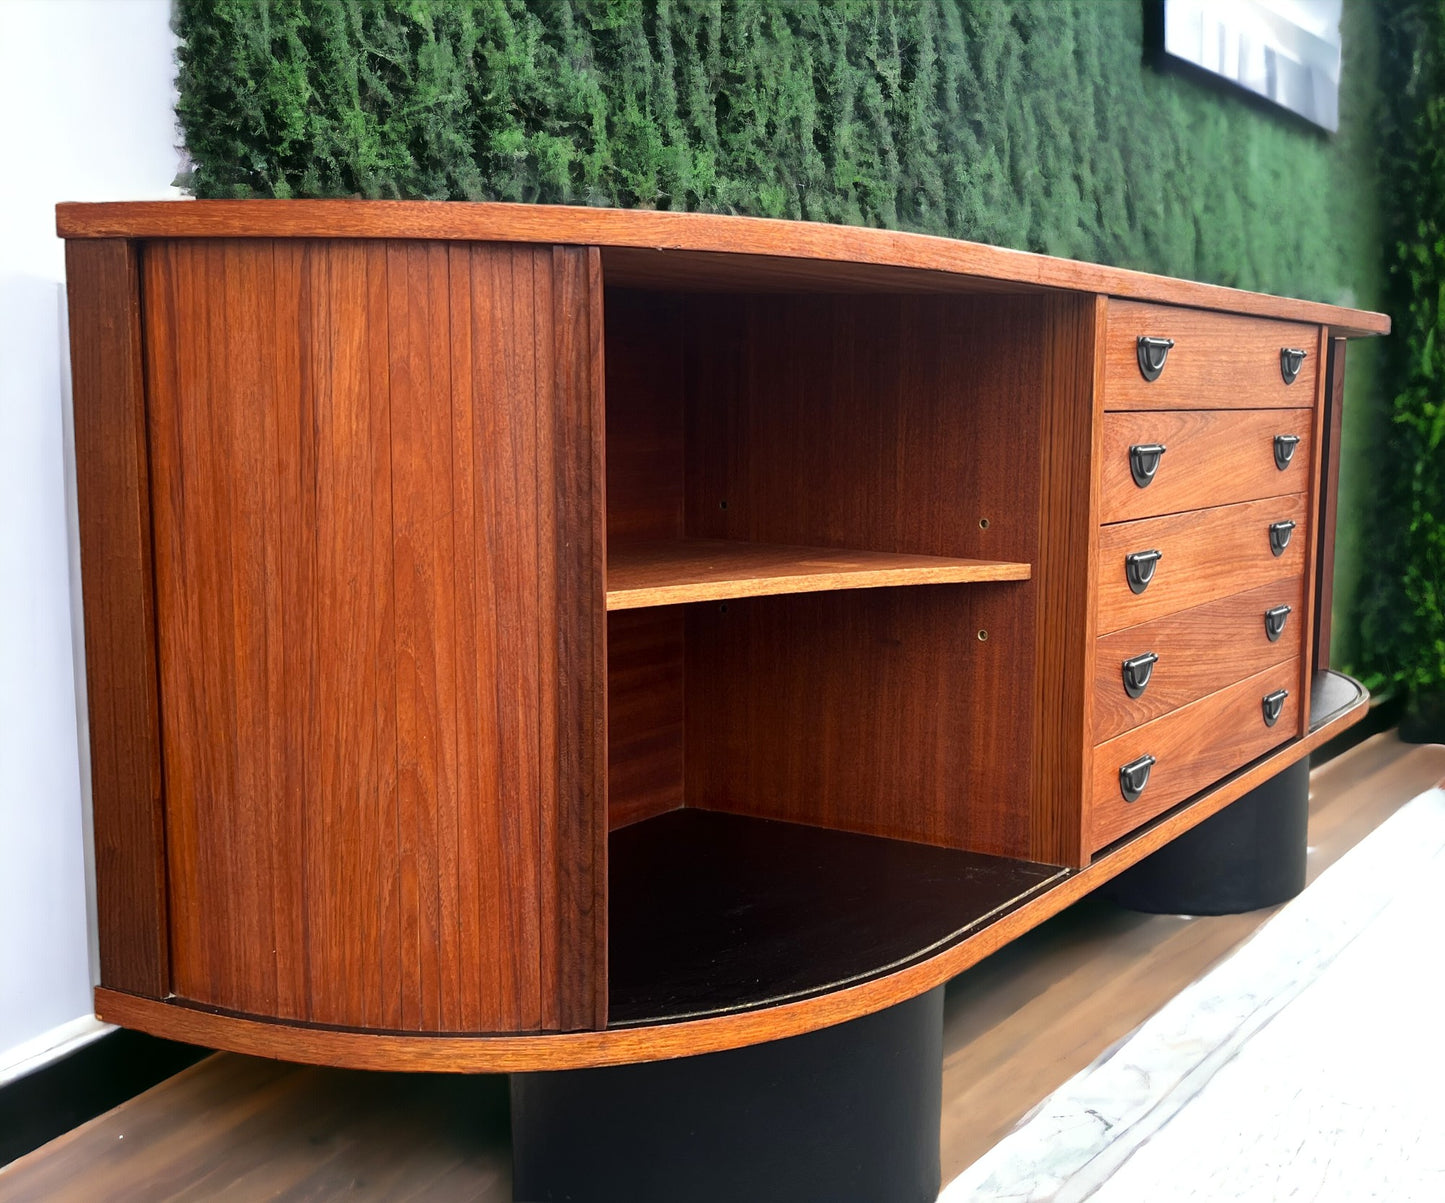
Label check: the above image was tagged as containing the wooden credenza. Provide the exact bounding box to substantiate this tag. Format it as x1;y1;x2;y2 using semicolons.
57;201;1386;1072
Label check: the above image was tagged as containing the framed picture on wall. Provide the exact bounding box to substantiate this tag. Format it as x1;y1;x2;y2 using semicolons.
1148;0;1343;131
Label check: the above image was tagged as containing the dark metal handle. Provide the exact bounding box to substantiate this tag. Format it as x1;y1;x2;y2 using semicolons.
1137;336;1175;382
1262;689;1289;727
1119;754;1157;802
1125;549;1162;595
1264;604;1292;643
1273;434;1301;470
1122;651;1159;699
1269;520;1296;557
1280;347;1309;385
1129;443;1167;488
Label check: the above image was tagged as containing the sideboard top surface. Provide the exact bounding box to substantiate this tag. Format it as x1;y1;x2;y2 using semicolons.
56;200;1389;337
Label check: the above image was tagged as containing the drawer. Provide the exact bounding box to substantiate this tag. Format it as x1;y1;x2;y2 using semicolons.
1101;409;1313;524
1105;300;1318;411
1090;659;1301;851
1097;494;1309;635
1093;577;1305;741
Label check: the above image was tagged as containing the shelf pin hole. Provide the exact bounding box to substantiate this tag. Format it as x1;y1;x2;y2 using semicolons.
977;629;988;642
979;517;990;529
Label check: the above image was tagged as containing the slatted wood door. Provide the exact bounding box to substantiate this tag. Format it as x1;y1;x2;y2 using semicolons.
141;239;607;1033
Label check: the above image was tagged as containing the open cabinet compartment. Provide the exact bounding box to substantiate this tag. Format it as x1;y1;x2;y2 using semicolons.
600;280;1084;1026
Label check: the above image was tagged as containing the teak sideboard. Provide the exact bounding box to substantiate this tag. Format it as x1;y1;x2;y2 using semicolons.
57;201;1387;1077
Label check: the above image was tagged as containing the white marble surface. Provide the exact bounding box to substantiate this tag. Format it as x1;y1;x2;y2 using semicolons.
945;787;1445;1202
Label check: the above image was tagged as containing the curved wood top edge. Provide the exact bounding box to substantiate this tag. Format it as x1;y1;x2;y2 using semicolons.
94;692;1367;1074
56;201;1389;337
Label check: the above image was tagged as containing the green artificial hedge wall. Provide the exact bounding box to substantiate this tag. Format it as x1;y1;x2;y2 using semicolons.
1360;0;1445;712
173;0;1396;677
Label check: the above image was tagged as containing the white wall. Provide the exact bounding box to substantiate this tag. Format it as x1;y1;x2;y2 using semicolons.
0;0;182;1076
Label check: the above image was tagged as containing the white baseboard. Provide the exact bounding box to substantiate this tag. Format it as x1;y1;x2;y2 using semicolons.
1;1014;114;1089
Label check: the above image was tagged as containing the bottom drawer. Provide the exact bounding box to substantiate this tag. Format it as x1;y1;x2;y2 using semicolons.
1089;658;1300;852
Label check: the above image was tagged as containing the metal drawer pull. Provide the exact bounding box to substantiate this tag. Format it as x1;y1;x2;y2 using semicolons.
1137;336;1175;382
1129;443;1167;488
1273;433;1301;470
1125;549;1163;594
1122;651;1159;698
1119;754;1157;802
1264;604;1292;642
1262;689;1289;727
1269;520;1296;557
1280;347;1309;385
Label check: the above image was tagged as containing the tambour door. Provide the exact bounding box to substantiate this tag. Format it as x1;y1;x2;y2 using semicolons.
142;238;607;1033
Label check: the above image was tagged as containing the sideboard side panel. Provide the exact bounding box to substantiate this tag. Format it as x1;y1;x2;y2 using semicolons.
66;238;170;997
144;238;602;1033
539;246;608;1030
1030;293;1103;867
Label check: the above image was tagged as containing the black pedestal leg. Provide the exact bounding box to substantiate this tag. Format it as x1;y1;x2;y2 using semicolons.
1105;757;1311;915
510;986;944;1203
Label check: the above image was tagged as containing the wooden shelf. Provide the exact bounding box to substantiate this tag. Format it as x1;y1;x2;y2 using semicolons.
608;810;1065;1026
605;538;1031;610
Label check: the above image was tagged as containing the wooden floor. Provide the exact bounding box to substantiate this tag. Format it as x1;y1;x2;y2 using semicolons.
4;732;1441;1203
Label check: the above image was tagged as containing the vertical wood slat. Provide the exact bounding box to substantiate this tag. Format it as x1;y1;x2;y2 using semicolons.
389;240;451;1033
66;239;169;997
1297;324;1333;732
543;246;608;1030
142;238;605;1033
1030;294;1102;869
1312;337;1348;674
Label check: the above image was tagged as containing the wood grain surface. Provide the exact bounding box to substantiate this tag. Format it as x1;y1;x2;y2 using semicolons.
684;584;1034;856
542;245;610;1030
1092;577;1306;741
1097;494;1309;634
1313;338;1348;672
65;240;169;997
1100;408;1314;523
88;693;1365;1073
1103;300;1322;409
1030;294;1104;867
142;238;605;1033
55;201;1389;336
603;288;684;542
606;608;685;830
1296;323;1332;733
676;291;1048;860
606;538;1030;609
1090;659;1301;850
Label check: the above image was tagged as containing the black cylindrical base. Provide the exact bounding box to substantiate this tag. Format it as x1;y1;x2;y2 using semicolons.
509;987;944;1203
1105;757;1310;915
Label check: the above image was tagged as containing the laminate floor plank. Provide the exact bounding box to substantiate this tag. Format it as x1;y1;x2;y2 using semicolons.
0;1060;512;1202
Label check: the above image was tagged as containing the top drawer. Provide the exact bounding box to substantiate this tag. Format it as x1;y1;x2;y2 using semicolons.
1105;300;1318;411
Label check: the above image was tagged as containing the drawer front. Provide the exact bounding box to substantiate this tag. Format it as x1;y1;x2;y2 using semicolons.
1101;409;1313;524
1097;494;1309;635
1090;659;1301;851
1105;300;1318;411
1093;577;1305;742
